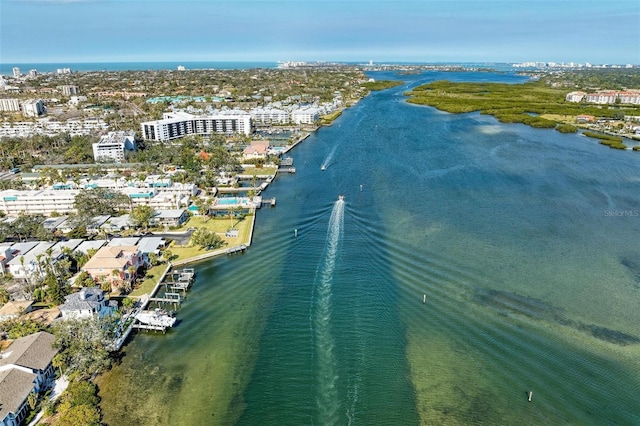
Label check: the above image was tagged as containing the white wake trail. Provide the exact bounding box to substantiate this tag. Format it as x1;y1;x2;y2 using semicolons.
313;198;344;425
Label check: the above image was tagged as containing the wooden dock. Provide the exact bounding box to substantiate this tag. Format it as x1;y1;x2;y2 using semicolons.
278;167;296;174
227;244;247;255
132;323;171;333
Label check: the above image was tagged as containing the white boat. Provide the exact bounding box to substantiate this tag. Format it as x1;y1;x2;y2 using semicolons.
136;309;177;328
338;194;344;201
321;165;326;171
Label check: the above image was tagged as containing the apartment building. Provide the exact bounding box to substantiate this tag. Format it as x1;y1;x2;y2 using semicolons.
250;107;290;124
291;106;320;124
22;99;45;117
92;131;136;163
0;98;21;112
141;109;252;141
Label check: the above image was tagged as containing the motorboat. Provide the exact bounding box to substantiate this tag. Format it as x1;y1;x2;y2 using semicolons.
136;309;177;328
321;165;326;171
338;194;344;201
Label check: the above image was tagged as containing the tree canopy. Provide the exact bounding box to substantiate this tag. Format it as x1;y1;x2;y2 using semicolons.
74;188;130;217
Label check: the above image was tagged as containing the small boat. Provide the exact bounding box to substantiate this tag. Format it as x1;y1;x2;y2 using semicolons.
321;165;326;171
136;309;177;328
338;194;344;201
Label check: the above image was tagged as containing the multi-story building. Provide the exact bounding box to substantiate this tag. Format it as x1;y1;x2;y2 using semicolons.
22;99;44;117
0;189;79;216
58;85;79;96
141;110;252;141
565;91;586;102
0;98;21;112
92;131;136;163
291;106;320;124
12;67;21;78
250;107;290;124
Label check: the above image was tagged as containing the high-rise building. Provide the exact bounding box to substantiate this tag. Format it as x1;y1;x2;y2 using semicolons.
12;67;21;78
59;85;79;96
141;110;252;141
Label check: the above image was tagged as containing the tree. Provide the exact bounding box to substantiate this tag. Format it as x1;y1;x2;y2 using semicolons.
52;316;116;379
191;228;225;250
130;205;156;231
54;404;101;426
74;188;130;217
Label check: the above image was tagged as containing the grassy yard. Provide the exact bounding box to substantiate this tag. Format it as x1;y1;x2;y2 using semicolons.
126;214;254;297
169;213;254;257
240;166;277;176
129;264;167;297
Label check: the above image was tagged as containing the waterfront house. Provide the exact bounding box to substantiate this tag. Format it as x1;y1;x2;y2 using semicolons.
81;245;142;290
136;237;166;266
152;209;189;227
59;287;115;320
0;332;58;426
243;140;270;160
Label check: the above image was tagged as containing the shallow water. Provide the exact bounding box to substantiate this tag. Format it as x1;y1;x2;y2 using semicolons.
99;71;640;425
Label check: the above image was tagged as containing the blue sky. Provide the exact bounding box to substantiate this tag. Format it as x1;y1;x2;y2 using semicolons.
1;0;638;64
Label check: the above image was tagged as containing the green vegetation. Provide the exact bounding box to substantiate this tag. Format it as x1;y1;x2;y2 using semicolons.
556;123;579;133
52;381;102;426
582;131;628;149
360;80;404;91
52;316;116;380
320;110;342;125
405;80;640;134
190;228;226;250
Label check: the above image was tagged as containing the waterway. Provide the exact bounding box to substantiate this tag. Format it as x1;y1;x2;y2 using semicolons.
98;70;640;425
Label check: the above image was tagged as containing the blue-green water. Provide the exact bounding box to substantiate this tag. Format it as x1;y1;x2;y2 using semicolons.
99;71;640;425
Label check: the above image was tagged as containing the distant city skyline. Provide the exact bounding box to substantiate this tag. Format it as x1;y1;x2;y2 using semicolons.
1;0;639;65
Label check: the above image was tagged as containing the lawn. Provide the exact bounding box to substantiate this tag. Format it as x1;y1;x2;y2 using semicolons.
240;166;277;176
127;214;254;297
170;213;254;257
130;264;168;297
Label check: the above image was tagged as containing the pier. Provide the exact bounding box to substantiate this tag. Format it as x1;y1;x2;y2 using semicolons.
227;244;247;255
112;265;197;342
278;167;296;173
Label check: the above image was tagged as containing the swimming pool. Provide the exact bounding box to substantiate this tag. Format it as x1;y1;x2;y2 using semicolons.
217;198;239;205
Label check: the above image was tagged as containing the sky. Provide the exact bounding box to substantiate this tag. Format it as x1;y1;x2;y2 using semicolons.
1;0;639;65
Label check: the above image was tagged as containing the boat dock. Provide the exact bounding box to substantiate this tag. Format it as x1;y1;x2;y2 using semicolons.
227;244;247;255
113;265;197;340
261;197;276;207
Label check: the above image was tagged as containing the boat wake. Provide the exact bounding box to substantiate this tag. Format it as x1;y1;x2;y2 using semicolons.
312;196;345;424
321;144;339;171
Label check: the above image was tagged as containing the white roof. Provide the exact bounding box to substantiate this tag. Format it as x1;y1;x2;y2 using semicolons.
107;237;140;247
74;239;107;254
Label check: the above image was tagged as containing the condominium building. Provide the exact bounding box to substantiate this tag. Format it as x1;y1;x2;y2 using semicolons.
22;99;45;117
291;107;320;124
12;67;21;78
250;107;290;124
565;91;586;102
141;110;252;141
0;98;21;112
59;85;79;96
0;189;79;216
92;131;136;163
